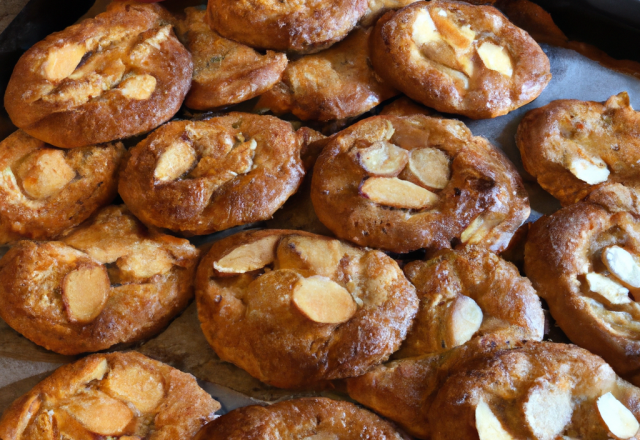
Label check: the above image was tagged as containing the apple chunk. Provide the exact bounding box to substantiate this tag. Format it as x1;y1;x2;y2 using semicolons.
602;246;640;289
17;149;76;199
61;391;133;436
475;399;514;440
214;235;280;274
360;177;438;210
356;141;409;177
42;44;86;81
292;276;357;324
154;139;197;182
597;392;640;439
586;272;630;305
567;156;609;185
62;264;110;324
444;294;483;348
477;42;513;77
402;147;451;190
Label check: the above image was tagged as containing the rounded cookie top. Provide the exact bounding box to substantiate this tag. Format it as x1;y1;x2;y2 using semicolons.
0;130;124;244
0;352;220;440
517;92;640;206
525;186;640;384
194;397;407;439
429;342;640;440
4;2;192;148
195;229;419;389
0;205;199;355
370;0;551;119
310;114;530;253
119;113;305;235
206;0;368;54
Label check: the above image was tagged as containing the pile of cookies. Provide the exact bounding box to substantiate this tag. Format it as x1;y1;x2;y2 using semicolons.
1;0;640;439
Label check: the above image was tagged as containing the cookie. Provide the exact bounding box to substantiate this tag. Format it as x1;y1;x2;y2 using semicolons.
0;130;124;244
347;247;544;438
0;352;219;440
4;2;192;148
206;0;368;54
370;0;551;118
525;185;640;385
0;205;199;355
255;27;398;121
517;92;640;206
177;8;287;110
310;114;530;253
118;113;305;236
429;342;640;440
194;397;407;439
195;229;418;389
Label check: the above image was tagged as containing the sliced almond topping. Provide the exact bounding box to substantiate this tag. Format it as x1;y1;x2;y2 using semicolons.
523;381;573;440
214;235;280;274
567;156;609;185
117;74;157;100
597;392;640;439
276;235;343;278
292;276;357;324
360;177;438;210
586;272;631;305
101;363;164;413
62;265;110;324
461;212;505;245
154;139;197;182
602;246;640;289
444;295;483;348
403;147;451;190
61;391;134;436
356;141;409;177
42;44;86;81
412;9;441;45
477;42;513;77
476;399;515;440
17;149;75;199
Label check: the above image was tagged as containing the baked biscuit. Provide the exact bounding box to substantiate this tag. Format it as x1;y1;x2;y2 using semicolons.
311;114;530;253
0;352;219;440
194;397;408;439
347;247;544;438
4;2;192;148
119;113;304;236
525;187;640;385
196;229;419;389
429;342;640;440
177;8;287;110
255;28;398;121
0;130;124;244
206;0;368;54
0;205;199;355
517;92;640;206
370;0;551;119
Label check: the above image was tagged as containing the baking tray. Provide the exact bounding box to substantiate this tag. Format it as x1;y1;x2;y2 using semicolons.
2;0;640;419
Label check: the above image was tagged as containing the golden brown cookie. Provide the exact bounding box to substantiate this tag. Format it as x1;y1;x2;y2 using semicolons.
310;114;530;253
177;8;287;110
0;352;220;440
370;0;551;119
206;0;368;54
195;229;419;389
194;397;408;439
0;130;124;244
0;205;199;355
4;2;192;148
517;92;640;206
119;113;305;236
525;187;640;385
347;246;544;438
255;27;398;121
429;342;640;440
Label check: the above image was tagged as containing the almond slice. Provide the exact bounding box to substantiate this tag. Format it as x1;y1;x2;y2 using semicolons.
356;140;409;177
117;74;157;100
276;235;343;278
42;44;86;81
292;276;357;324
403;147;451;190
61;391;133;436
602;246;640;289
476;399;514;440
597;392;640;439
360;177;438;210
523;381;573;440
101;363;164;413
461;212;505;245
586;272;631;305
444;295;483;348
62;265;110;324
567;157;609;185
214;235;280;274
17;149;76;199
477;42;513;77
154;139;197;182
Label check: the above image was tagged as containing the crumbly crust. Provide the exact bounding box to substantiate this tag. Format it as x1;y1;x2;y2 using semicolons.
0;130;124;244
0;206;199;355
